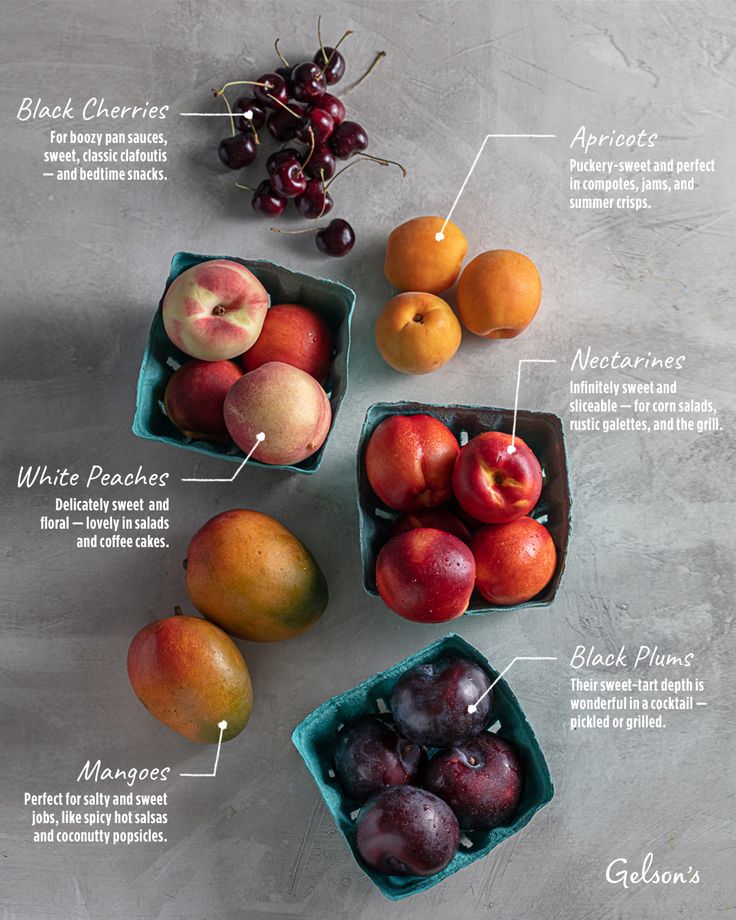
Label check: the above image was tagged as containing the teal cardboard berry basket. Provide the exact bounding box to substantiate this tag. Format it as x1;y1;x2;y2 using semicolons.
132;251;355;474
356;401;572;614
291;633;554;900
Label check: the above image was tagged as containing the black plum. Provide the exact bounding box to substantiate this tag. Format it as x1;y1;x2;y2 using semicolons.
218;134;257;169
423;733;524;831
333;715;425;801
390;657;493;748
356;785;459;877
316;218;355;256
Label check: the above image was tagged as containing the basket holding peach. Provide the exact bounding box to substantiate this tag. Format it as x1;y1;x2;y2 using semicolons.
361;411;560;621
157;259;339;467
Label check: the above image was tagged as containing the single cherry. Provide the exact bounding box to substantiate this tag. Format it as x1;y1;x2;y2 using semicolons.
253;72;289;109
218;133;257;169
270;159;308;198
295;180;334;219
275;65;293;85
251;179;287;217
296;108;334;144
330;121;369;159
233;96;266;132
302;142;336;180
267;106;305;142
314;93;346;126
291;61;327;103
301;142;336;180
313;47;345;85
266;148;300;175
316;218;355;256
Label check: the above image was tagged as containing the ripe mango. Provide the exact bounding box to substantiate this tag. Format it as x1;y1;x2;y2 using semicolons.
127;613;252;743
185;509;328;642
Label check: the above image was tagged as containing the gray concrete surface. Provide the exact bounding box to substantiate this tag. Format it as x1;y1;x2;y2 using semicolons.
2;1;736;918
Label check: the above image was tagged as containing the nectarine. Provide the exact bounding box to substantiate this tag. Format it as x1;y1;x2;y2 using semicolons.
472;517;557;605
376;529;475;622
453;431;542;524
365;414;459;512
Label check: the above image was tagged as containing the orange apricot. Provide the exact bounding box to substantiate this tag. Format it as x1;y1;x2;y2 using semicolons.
384;216;467;294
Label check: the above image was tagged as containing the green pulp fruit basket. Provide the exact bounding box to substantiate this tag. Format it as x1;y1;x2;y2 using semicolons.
356;401;572;614
132;251;355;474
291;633;554;900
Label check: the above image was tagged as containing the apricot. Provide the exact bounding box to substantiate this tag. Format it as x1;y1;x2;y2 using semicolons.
384;217;467;294
472;517;557;605
224;361;332;465
376;528;475;622
365;414;460;512
185;509;328;642
127;613;252;743
375;292;461;375
456;250;542;339
164;359;242;443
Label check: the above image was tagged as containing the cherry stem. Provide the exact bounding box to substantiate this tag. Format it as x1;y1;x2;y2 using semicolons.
267;94;303;119
235;181;257;192
317;15;327;65
299;126;316;175
316;23;354;78
317;169;328;220
357;152;407;176
218;92;237;139
339;51;386;96
326;152;407;188
213;80;268;95
274;38;290;67
270;226;320;235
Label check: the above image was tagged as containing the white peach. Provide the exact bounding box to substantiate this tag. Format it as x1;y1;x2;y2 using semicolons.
163;260;269;361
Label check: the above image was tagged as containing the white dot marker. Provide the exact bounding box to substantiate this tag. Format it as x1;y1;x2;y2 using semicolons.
434;231;445;242
256;432;266;442
506;444;517;455
244;110;253;121
467;704;477;714
218;720;228;730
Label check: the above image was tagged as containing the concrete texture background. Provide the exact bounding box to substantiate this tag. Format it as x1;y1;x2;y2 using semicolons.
2;1;736;918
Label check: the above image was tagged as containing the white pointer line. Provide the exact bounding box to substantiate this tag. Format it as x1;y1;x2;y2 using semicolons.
436;133;556;240
509;359;558;451
180;720;228;777
468;657;558;713
181;432;265;482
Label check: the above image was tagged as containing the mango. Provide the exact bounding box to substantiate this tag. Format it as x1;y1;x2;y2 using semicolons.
185;509;328;642
127;612;252;743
